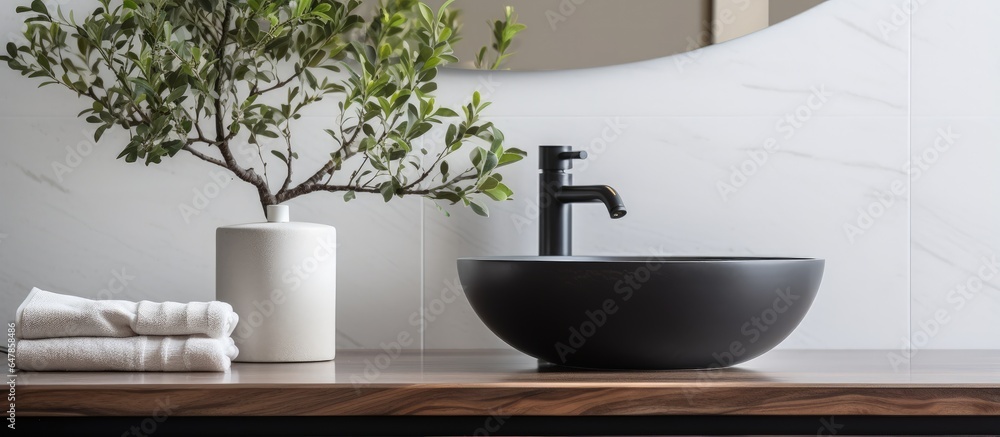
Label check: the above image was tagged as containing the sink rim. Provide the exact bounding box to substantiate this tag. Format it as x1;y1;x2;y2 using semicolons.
459;256;823;263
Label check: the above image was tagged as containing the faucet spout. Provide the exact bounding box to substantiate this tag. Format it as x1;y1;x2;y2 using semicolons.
557;185;627;219
538;145;627;256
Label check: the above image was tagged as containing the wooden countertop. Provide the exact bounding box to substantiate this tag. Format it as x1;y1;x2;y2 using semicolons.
15;349;1000;417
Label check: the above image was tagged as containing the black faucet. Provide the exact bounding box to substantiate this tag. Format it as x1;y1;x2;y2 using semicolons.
539;145;627;256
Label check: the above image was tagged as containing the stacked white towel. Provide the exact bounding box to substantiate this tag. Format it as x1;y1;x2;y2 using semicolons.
15;288;239;372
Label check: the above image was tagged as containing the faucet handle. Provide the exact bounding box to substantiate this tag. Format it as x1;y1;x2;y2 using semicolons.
559;151;588;160
539;145;587;170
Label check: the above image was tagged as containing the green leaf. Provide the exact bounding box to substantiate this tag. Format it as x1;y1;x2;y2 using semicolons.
380;182;394;202
30;0;48;16
445;124;457;145
419;82;437;93
409;122;432;139
165;86;186;104
498;152;524;167
482;152;499;173
433;191;462;204
163;140;185;157
313;3;331;14
344;191;356;202
307;50;327;67
123;0;138;10
437;0;456;22
369;157;388;171
439;27;452;43
484;182;513;201
470;147;484;167
434;107;458;118
417;3;434;27
94;126;108;142
295;0;313;17
478;175;499;189
271;150;288;163
469;200;489;217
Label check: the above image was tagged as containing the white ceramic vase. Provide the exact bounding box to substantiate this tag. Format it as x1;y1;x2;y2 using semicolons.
216;205;336;362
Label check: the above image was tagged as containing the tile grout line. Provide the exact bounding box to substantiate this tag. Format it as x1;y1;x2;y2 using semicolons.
419;142;426;355
907;7;913;360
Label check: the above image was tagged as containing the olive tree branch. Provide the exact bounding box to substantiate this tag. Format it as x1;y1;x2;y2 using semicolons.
209;1;274;208
280;127;294;192
289;172;478;198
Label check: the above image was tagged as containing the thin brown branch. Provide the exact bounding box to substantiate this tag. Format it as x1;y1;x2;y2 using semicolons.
402;118;465;191
251;64;305;96
277;172;478;203
212;4;231;145
424;171;477;192
285;122;363;196
210;1;274;210
280;129;294;192
346;155;369;188
182;144;227;168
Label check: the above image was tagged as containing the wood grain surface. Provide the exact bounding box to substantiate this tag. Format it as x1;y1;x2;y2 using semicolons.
14;349;1000;417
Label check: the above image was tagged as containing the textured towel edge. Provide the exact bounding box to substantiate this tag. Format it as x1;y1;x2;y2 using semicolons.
16;336;237;372
225;311;239;337
14;287;42;340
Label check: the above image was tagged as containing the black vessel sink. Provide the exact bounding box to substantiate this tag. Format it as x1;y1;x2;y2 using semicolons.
457;256;824;370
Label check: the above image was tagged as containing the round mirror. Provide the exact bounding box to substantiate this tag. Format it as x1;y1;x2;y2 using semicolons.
418;0;826;70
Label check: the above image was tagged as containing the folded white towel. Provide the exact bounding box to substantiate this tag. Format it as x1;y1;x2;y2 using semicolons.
15;336;238;372
15;288;239;339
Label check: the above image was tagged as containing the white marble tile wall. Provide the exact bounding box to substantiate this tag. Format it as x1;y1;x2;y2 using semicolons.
909;0;1000;350
0;0;994;351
